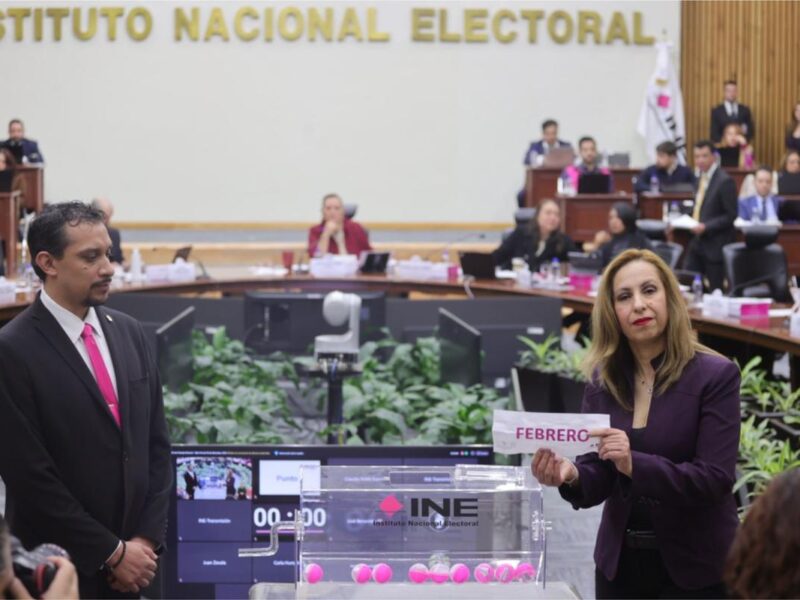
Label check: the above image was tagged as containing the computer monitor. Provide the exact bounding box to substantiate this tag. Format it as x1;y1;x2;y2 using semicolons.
156;306;196;392
438;308;481;386
165;444;496;599
717;147;740;168
243;291;386;355
360;251;390;274
778;172;800;195
577;172;611;194
388;297;562;382
778;198;800;224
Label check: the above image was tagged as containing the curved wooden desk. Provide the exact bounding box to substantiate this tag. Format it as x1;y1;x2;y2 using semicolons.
2;269;798;384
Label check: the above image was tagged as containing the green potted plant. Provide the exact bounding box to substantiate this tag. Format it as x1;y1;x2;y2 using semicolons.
515;334;562;412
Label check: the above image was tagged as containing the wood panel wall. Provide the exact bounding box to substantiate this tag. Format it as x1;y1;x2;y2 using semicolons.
681;0;800;169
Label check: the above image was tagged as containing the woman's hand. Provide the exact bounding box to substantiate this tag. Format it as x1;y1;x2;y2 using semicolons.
590;428;632;477
531;449;578;487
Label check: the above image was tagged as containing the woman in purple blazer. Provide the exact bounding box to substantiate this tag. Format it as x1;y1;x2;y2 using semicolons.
532;248;740;598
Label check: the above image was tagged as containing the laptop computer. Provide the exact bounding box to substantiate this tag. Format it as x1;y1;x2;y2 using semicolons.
661;182;695;194
717;147;740;168
360;251;390;274
567;251;602;274
578;172;611;194
778;173;800;195
542;147;575;169
3;143;24;165
459;251;496;279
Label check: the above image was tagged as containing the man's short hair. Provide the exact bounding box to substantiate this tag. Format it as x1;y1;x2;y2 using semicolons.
541;119;558;131
724;79;737;87
8;118;23;129
28;202;106;281
321;193;341;206
578;136;596;147
755;165;773;177
694;139;716;153
655;141;678;156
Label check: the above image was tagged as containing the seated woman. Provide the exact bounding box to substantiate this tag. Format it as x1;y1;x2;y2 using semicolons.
595;202;651;268
492;199;576;272
307;193;372;257
532;249;740;599
777;149;800;195
786;101;800;153
717;123;754;169
724;468;800;599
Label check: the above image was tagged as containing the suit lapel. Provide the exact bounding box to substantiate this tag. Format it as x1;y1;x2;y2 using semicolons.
30;298;119;428
701;170;721;219
97;307;131;434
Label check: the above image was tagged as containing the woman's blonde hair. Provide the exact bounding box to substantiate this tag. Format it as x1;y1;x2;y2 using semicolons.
583;249;717;410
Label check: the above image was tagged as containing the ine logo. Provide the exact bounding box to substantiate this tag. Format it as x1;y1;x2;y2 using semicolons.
378;494;404;518
410;497;479;518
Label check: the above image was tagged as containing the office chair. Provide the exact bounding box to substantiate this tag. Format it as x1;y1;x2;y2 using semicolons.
343;204;358;219
514;207;536;227
722;226;791;302
636;219;668;241
674;269;705;291
651;241;683;270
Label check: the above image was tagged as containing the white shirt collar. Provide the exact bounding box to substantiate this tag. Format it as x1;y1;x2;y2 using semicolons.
725;100;738;115
40;287;104;344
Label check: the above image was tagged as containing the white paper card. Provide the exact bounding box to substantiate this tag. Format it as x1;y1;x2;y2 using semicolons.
492;409;610;457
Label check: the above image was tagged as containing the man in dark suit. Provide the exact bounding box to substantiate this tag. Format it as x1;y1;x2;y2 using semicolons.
523;119;572;166
634;141;695;193
92;197;124;264
183;463;199;500
1;118;45;163
0;202;172;598
710;80;754;143
684;140;738;291
738;166;782;222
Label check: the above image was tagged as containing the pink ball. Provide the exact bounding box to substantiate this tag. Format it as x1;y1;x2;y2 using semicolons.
351;563;372;584
372;563;393;584
408;563;429;584
304;563;323;584
495;563;515;583
429;563;450;584
514;562;537;581
474;563;494;583
450;563;470;584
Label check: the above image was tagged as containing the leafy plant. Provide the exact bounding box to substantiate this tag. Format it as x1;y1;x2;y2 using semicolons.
163;329;301;444
517;334;563;373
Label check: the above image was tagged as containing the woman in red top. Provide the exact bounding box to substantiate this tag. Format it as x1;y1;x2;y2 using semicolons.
307;193;372;257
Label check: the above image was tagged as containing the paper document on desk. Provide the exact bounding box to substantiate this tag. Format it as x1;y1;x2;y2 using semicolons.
734;217;782;229
492;409;609;457
669;214;700;230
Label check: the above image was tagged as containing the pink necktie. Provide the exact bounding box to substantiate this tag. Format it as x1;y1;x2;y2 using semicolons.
81;323;121;427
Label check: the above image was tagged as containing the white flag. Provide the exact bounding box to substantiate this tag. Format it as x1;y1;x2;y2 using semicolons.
637;42;687;165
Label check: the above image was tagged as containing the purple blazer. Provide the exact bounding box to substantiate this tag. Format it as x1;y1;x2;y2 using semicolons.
560;351;741;589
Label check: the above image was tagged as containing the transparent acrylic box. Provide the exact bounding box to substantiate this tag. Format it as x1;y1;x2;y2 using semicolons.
246;464;546;599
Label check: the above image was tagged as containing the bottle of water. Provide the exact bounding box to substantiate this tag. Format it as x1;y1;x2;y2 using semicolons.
668;201;680;223
550;258;560;287
649;174;660;193
692;274;704;306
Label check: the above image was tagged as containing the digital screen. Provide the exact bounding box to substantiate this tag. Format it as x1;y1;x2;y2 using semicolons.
165;445;495;599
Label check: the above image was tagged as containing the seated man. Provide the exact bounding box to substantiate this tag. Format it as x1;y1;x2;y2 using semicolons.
91;197;124;264
738;166;782;222
634;141;695;193
308;193;372;257
523;119;572;166
561;136;611;193
1;119;44;163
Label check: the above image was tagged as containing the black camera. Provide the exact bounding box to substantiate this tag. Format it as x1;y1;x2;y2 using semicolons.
10;537;69;598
